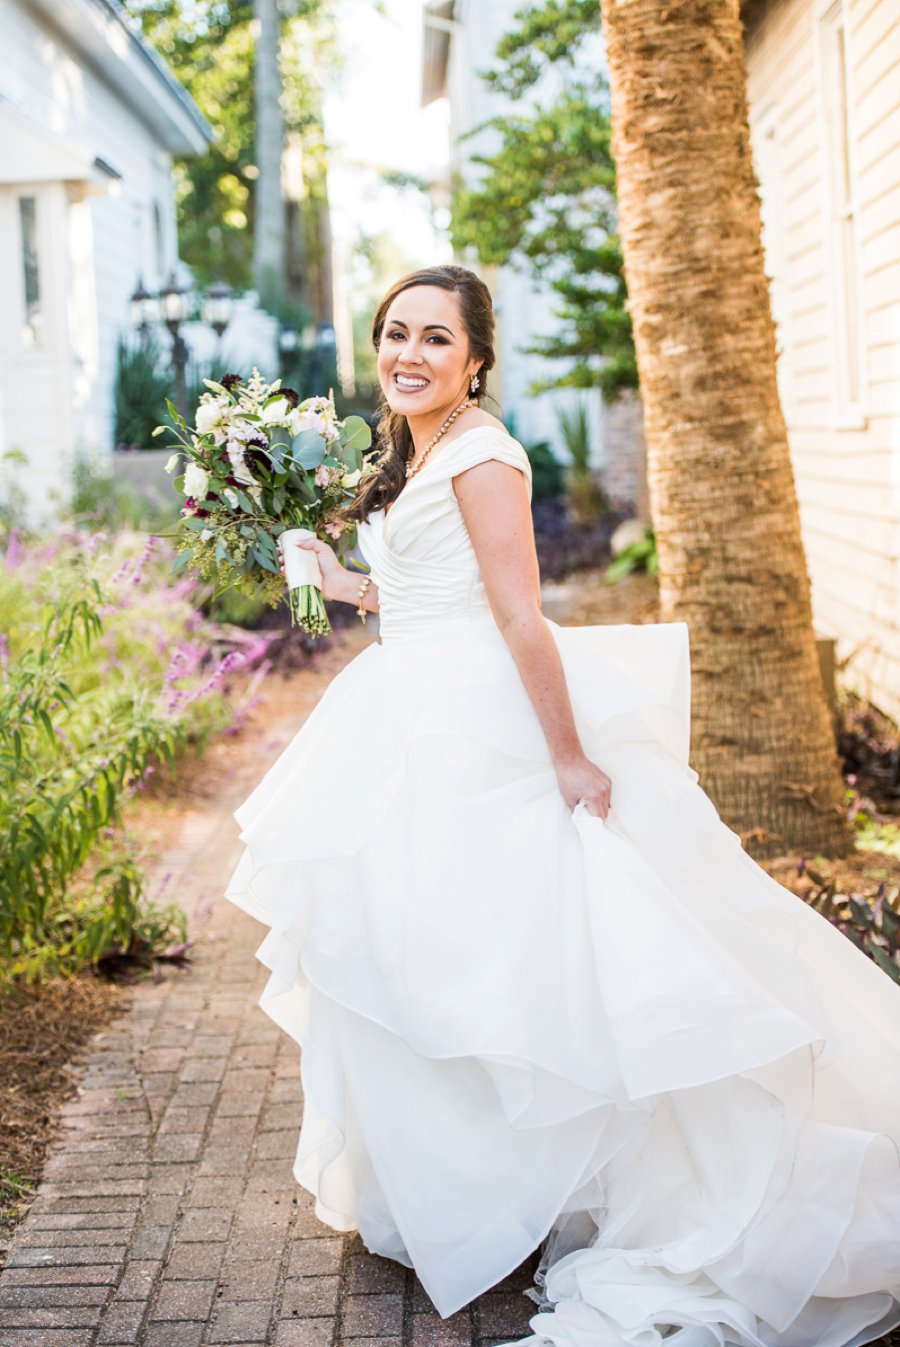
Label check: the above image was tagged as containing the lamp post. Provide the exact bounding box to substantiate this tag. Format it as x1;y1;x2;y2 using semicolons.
129;273;233;423
302;320;337;395
279;323;299;386
130;277;158;340
202;277;234;340
159;271;191;422
317;321;337;393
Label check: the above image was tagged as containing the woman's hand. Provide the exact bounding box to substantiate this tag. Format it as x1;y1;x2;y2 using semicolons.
279;535;347;600
555;753;613;820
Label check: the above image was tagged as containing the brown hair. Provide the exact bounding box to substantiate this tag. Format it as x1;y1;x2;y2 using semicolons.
340;264;496;526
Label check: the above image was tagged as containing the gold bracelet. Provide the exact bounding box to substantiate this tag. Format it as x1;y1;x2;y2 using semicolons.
356;574;373;623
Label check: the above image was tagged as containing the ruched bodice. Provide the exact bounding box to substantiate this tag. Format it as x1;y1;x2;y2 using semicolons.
356;426;533;643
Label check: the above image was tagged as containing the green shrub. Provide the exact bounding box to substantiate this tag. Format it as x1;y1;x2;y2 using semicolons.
70;450;180;535
0;530;244;983
604;527;659;583
522;439;564;499
557;400;608;524
114;334;172;450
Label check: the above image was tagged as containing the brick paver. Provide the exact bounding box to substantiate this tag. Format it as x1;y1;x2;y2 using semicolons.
0;629;538;1346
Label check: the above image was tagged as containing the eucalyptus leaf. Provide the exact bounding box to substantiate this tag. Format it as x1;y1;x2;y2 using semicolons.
340;415;373;453
252;548;280;574
171;549;194;574
291;429;327;469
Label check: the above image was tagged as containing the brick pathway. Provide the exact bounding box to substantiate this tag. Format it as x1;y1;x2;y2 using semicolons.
0;627;538;1347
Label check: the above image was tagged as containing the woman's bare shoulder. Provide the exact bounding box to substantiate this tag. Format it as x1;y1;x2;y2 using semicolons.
444;409;509;446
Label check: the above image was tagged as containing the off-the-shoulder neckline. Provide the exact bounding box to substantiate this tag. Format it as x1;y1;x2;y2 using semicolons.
421;422;515;464
381;425;520;519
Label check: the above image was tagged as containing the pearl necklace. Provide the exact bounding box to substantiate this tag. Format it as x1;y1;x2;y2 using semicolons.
405;398;477;479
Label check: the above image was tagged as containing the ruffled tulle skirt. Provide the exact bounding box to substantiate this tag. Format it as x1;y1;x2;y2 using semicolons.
224;615;900;1347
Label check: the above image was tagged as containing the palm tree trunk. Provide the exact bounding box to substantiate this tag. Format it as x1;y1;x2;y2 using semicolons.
600;0;851;857
253;0;285;311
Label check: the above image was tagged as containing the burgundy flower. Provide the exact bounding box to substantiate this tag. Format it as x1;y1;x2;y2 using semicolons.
279;387;300;408
246;445;270;476
220;373;242;392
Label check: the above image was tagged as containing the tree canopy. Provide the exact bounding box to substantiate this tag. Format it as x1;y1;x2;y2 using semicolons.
450;0;637;401
124;0;331;298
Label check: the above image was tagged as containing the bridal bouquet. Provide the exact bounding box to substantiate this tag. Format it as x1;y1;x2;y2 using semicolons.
156;370;374;636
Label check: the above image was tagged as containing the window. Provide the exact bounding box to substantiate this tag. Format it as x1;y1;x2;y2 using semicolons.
19;196;43;350
153;201;165;286
817;0;865;422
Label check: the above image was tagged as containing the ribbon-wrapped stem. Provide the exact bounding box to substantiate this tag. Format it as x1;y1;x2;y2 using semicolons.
279;528;332;636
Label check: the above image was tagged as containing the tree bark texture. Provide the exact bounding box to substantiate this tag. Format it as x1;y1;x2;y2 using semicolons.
254;0;285;311
600;0;851;856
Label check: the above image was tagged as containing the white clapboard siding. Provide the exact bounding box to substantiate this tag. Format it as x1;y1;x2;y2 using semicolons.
0;0;203;517
745;0;900;721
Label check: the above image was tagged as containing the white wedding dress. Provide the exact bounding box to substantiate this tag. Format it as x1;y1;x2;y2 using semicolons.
224;425;900;1347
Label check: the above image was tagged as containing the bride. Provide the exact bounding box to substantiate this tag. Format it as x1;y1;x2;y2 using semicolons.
225;264;900;1347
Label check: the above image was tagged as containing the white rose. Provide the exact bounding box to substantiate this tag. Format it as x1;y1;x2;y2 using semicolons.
341;468;362;488
183;462;210;500
195;398;227;435
261;397;290;426
289;409;326;437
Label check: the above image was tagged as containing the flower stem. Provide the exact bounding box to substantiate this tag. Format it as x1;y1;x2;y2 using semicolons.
287;584;332;637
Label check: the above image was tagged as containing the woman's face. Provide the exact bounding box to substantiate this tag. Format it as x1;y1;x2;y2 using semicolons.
377;285;481;419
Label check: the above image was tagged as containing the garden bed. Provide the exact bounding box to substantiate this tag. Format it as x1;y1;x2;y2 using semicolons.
0;617;371;1262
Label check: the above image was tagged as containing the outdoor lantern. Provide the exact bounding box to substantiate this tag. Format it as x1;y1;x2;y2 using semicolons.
202;278;234;338
279;324;299;355
130;277;158;331
160;271;191;332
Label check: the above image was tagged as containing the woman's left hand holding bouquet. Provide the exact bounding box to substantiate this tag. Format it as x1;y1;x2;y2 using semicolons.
280;536;369;607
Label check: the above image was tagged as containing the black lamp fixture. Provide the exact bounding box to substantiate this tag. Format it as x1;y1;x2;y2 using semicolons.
130;277;158;334
159;270;191;334
202;277;234;339
129;271;234;423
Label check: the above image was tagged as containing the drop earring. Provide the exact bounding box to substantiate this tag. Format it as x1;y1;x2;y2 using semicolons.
470;373;480;395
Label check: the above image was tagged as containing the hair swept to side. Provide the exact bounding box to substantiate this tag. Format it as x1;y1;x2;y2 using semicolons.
338;264;496;527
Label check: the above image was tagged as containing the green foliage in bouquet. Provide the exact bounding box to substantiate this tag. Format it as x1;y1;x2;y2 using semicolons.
156;370;375;636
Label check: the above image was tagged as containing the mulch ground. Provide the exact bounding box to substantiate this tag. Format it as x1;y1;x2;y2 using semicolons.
0;976;128;1249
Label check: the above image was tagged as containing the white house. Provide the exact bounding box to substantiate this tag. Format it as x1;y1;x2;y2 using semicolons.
743;0;900;722
421;0;648;515
0;0;210;520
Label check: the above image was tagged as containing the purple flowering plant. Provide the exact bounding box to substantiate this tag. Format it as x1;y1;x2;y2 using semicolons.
155;369;375;636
